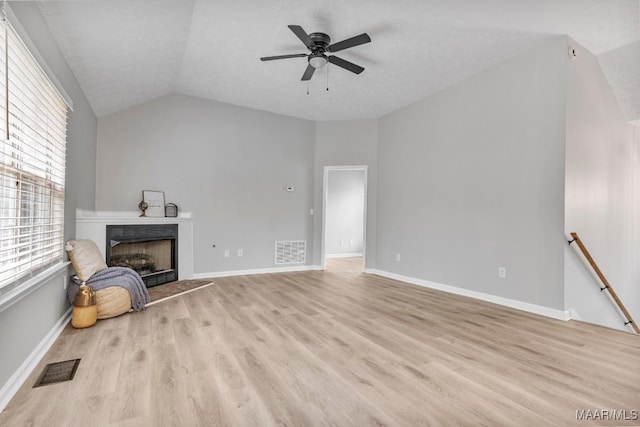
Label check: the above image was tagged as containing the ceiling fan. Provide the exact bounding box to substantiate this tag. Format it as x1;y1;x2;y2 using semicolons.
260;25;371;81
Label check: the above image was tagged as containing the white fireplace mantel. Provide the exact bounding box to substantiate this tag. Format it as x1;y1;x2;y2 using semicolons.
75;209;194;280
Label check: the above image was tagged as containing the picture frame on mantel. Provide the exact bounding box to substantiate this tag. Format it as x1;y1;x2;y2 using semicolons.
142;190;165;217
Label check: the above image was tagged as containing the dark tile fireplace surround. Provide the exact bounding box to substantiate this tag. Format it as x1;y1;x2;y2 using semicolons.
106;224;178;288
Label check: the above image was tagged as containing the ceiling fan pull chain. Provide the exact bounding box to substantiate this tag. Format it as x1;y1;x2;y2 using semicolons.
326;63;330;91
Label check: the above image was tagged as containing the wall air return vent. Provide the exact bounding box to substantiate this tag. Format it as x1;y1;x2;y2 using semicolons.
275;240;306;265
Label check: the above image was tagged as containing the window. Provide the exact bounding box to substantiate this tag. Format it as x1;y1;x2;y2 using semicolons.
0;17;68;290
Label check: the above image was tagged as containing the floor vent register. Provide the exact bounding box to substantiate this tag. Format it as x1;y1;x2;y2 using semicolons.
33;359;81;387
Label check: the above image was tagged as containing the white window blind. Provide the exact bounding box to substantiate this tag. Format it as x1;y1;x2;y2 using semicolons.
0;17;68;290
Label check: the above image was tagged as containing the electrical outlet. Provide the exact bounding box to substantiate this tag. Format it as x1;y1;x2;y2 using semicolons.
238;249;243;257
224;250;230;258
498;267;507;279
340;240;345;247
349;240;354;246
396;253;401;261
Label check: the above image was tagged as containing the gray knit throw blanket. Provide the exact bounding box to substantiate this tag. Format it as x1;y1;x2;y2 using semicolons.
67;266;150;311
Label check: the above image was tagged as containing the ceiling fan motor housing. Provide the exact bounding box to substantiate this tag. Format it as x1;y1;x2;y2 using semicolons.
309;33;331;52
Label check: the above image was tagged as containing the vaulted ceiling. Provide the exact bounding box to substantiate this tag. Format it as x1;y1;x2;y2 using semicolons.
36;0;640;122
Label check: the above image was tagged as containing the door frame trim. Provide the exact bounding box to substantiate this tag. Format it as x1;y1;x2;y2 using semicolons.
321;165;368;270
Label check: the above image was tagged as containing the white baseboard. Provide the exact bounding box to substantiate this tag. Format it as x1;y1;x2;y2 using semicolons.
326;253;363;259
365;268;571;321
0;307;72;412
193;265;323;279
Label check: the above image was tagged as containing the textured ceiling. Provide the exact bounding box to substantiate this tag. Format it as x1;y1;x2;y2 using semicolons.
36;0;640;121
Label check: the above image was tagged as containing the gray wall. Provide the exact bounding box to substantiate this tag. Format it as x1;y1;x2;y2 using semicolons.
326;170;365;256
96;94;316;274
564;39;640;330
376;37;568;309
313;120;378;267
1;2;97;390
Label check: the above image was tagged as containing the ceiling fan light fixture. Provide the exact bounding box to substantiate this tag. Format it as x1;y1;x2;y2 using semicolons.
309;54;328;69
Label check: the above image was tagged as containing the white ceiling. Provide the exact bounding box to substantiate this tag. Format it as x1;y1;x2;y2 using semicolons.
36;0;640;121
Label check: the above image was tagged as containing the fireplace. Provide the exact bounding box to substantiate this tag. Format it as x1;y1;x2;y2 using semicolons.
106;224;178;288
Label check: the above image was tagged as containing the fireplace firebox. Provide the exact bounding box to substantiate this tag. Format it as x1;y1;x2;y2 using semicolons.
106;224;178;288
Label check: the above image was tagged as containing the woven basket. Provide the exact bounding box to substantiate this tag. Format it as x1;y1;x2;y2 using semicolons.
95;286;131;319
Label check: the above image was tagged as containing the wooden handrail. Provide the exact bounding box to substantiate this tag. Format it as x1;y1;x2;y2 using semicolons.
569;232;639;334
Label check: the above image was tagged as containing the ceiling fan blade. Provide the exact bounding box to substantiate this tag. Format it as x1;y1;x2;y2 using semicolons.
301;64;315;81
288;25;315;50
328;55;364;74
327;33;371;53
260;53;307;61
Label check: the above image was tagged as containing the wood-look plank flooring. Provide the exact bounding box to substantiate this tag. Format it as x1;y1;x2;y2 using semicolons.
1;257;639;426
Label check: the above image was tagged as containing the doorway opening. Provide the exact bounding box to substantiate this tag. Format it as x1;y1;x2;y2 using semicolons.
321;166;367;272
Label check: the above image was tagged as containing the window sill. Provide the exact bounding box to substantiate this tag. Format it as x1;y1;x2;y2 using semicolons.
0;262;71;314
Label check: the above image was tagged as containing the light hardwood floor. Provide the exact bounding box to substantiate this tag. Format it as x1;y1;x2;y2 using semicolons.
1;257;639;426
